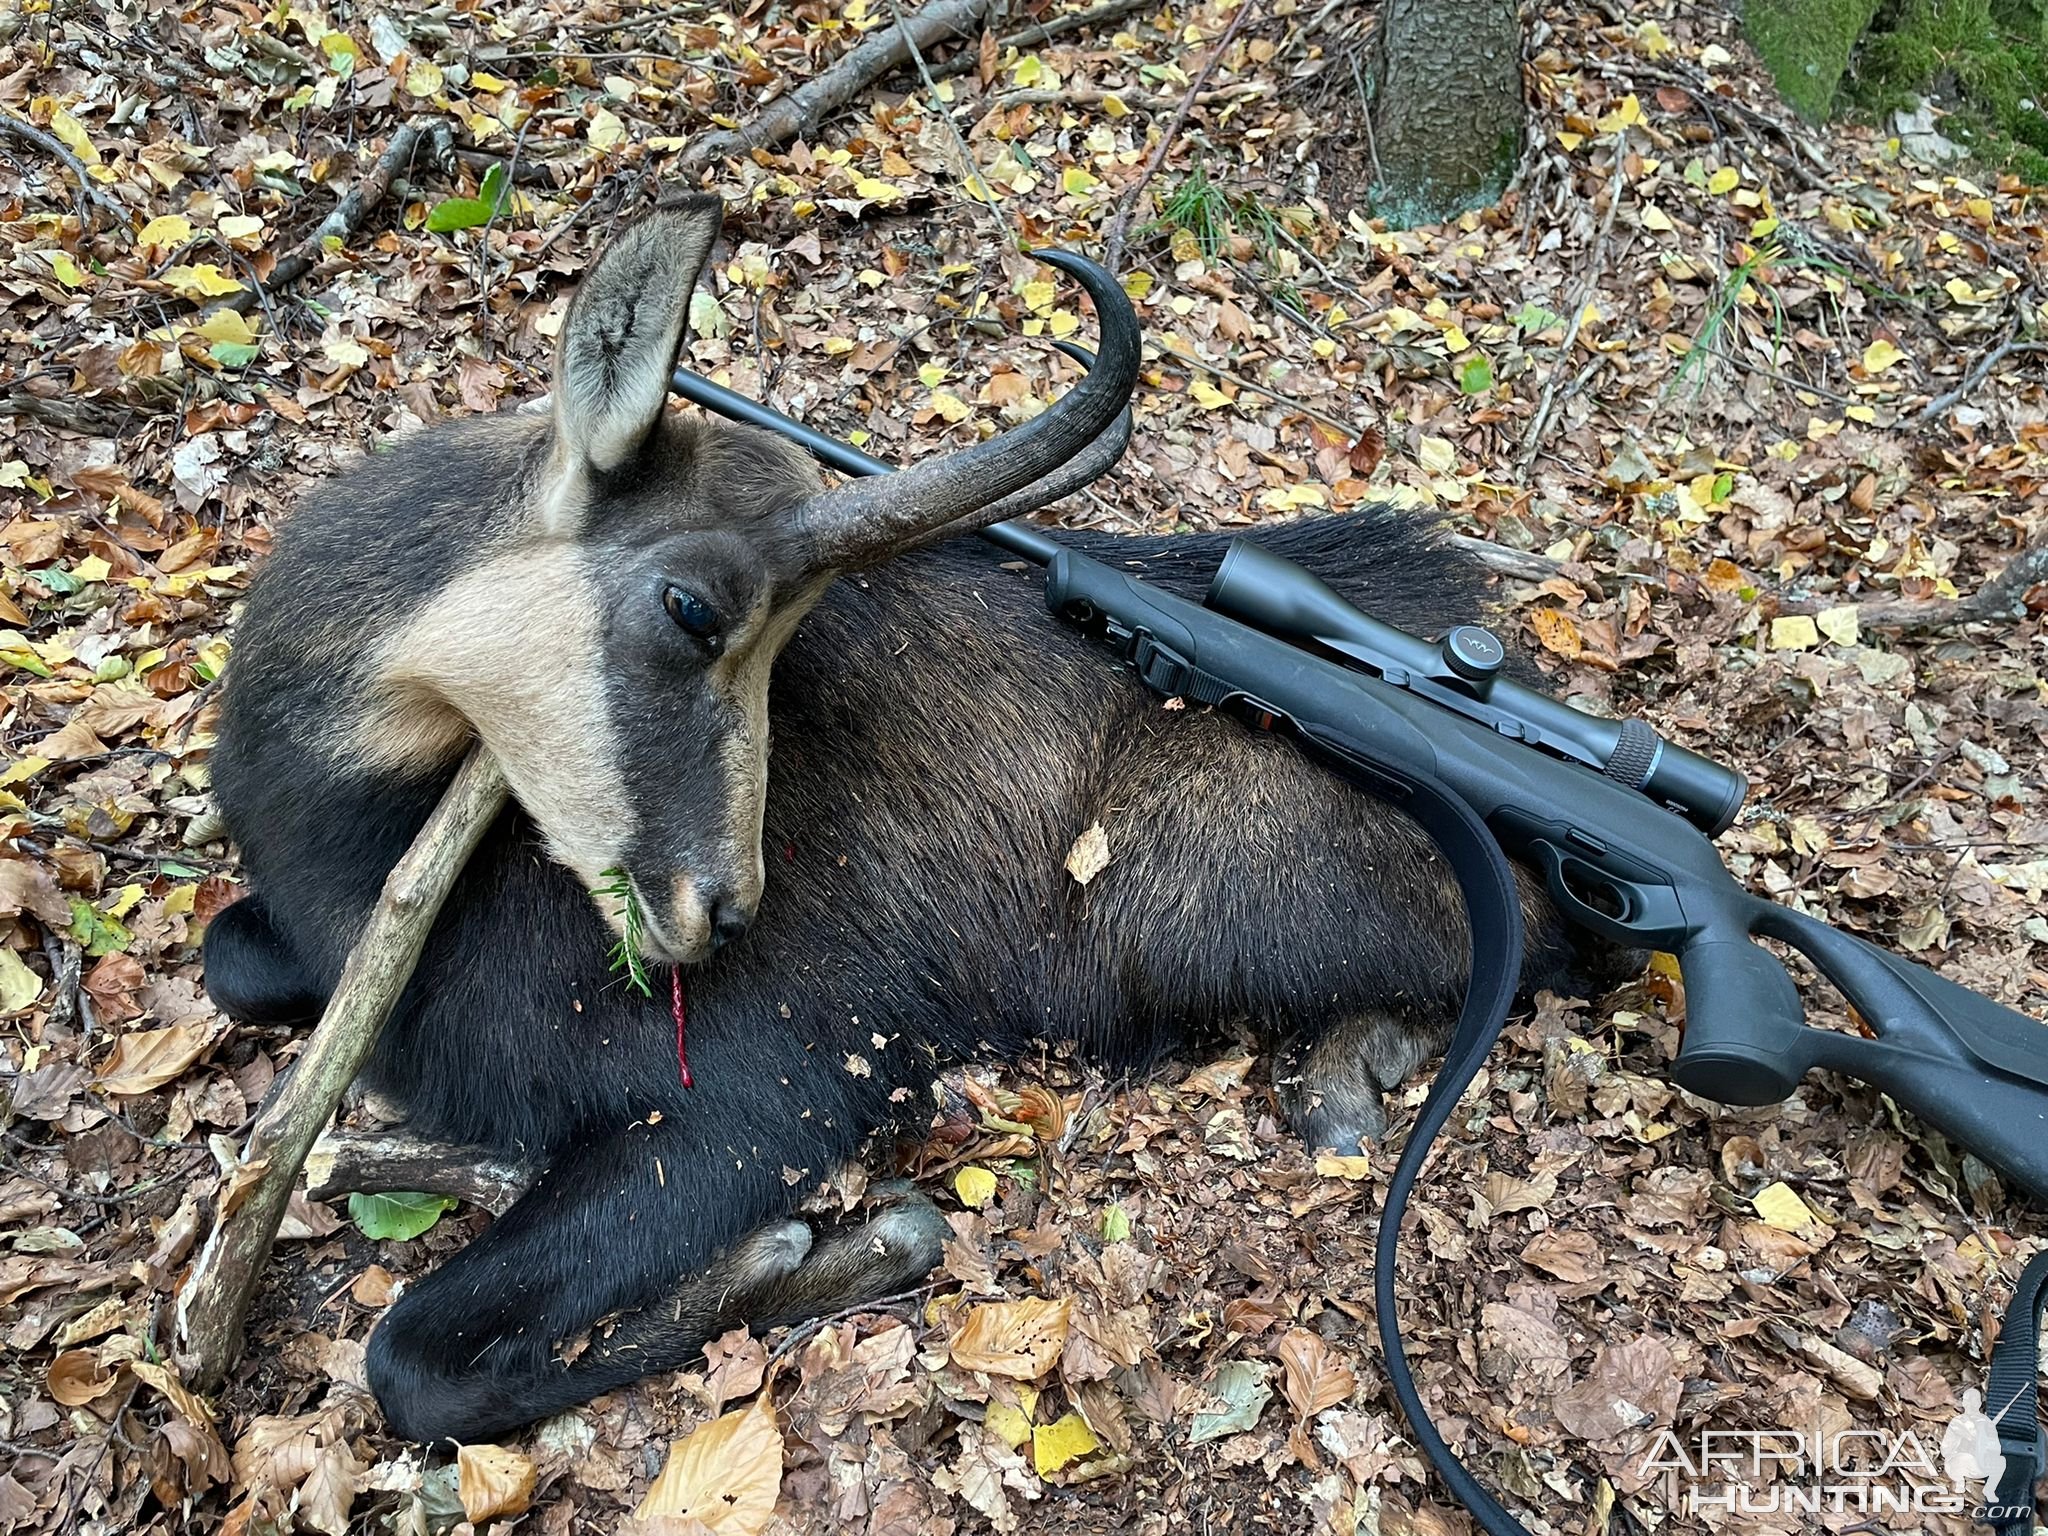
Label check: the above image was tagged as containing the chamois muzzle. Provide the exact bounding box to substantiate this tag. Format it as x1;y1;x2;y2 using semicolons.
791;250;1142;570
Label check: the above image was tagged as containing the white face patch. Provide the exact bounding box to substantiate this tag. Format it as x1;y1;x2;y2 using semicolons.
357;542;636;892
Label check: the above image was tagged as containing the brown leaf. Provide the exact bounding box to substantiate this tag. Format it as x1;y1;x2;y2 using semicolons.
950;1296;1072;1379
1551;1335;1681;1441
1273;1329;1356;1419
634;1392;783;1533
1526;607;1582;660
47;1347;120;1406
33;717;108;762
1348;426;1385;477
0;859;74;925
229;1401;350;1494
701;1325;768;1414
297;1440;358;1536
81;952;146;1027
458;1443;538;1522
1519;1229;1604;1284
95;1020;214;1095
350;1265;396;1307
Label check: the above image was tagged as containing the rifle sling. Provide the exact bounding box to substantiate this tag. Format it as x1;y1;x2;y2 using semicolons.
1372;760;2046;1535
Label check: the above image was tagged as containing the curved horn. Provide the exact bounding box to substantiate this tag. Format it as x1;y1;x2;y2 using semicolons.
795;249;1141;569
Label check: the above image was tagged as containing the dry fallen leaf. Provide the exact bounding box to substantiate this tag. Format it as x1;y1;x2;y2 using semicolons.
1274;1328;1357;1419
635;1391;783;1534
95;1021;214;1095
949;1296;1072;1379
459;1442;539;1522
1064;821;1110;884
47;1347;119;1406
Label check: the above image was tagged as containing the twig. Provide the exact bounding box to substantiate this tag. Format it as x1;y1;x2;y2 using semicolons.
1516;148;1628;475
929;0;1163;80
208;121;455;318
1913;318;2047;426
1455;536;1563;582
1148;345;1357;434
765;1282;941;1367
0;392;129;434
1104;0;1263;272
173;749;508;1391
678;0;994;174
36;932;88;1040
991;83;1268;112
888;0;1003;219
0;111;128;232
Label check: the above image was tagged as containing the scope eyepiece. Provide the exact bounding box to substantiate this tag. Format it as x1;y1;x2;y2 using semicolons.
1205;539;1748;837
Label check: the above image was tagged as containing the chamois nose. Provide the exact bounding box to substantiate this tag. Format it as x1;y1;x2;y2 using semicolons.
708;894;754;952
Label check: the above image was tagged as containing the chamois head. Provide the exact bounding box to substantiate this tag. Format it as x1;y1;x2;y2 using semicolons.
364;195;1139;964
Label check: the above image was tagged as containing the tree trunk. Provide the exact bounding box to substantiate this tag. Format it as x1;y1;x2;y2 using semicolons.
1368;0;1524;226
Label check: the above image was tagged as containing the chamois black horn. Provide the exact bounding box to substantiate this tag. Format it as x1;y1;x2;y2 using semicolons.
792;249;1141;569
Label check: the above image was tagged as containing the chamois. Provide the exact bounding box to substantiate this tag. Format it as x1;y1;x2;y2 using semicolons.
204;195;1589;1444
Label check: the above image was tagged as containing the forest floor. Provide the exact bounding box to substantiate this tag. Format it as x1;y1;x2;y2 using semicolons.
3;1;2047;1534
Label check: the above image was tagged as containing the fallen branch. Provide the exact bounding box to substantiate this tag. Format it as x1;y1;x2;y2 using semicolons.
0;110;128;233
174;748;507;1391
929;0;1163;79
210;120;456;318
1516;149;1628;476
679;0;993;173
305;1126;533;1215
1913;325;2047;426
1103;0;1263;272
1810;539;2048;636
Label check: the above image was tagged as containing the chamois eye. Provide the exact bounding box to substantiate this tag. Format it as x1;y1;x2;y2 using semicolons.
663;587;723;651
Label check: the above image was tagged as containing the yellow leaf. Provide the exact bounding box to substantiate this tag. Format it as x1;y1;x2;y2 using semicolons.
45;252;88;288
1640;204;1674;233
405;59;445;97
1752;1181;1817;1231
49;107;100;166
1770;615;1820;651
853;177;900;201
1020;278;1056;314
1121;271;1153;300
950;1297;1071;1379
1441;325;1470;354
1047;309;1078;339
1816;606;1861;647
588;107;627;151
471;70;510;93
1706;166;1740;195
1528;607;1583;660
1061;166;1097;197
1188;379;1232;410
985;1398;1034;1449
458;1444;538;1523
635;1393;783;1533
73;555;110;584
137;214;194;253
916;362;948;388
1596;94;1642;134
1861;337;1906;374
197;309;259;346
1314;1152;1373;1181
1101;93;1129;117
1417;436;1458;475
163;264;244;301
927;390;971;423
0;948;43;1013
954;1166;998;1208
217;213;265;245
1032;1412;1100;1475
1944;277;1981;305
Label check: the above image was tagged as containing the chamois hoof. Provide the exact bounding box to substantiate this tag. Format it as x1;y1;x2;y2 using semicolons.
723;1218;816;1287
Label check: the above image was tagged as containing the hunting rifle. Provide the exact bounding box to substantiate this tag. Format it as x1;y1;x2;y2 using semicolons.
668;255;2048;1534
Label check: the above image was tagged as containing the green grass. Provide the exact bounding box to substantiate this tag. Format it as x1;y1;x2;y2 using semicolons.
597;865;654;996
1154;165;1283;261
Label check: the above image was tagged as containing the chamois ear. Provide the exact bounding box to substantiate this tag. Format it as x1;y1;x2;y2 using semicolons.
552;194;722;482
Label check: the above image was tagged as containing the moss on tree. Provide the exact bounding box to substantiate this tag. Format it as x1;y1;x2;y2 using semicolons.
1744;0;1885;120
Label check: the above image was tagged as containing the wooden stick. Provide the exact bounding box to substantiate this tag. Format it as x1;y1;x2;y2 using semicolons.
304;1126;534;1216
174;748;508;1391
678;0;993;173
1516;148;1628;476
